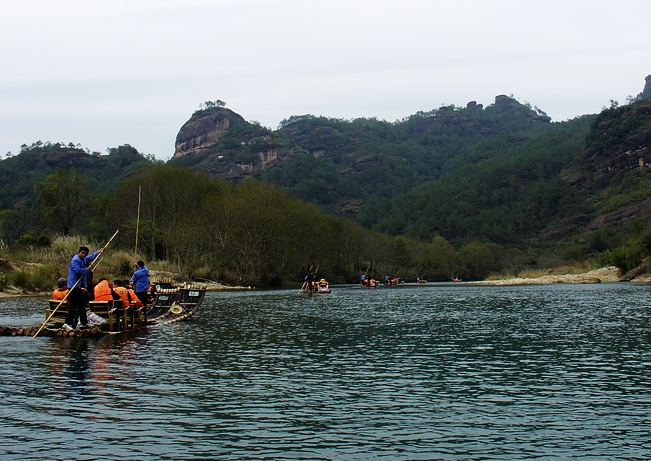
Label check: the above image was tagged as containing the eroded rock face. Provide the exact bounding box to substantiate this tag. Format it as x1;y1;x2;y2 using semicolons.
174;108;246;158
580;102;651;175
639;75;651;101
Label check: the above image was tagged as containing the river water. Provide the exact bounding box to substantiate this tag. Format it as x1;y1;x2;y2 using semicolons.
1;283;651;460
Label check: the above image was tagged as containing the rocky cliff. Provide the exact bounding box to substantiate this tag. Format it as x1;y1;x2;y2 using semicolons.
174;108;246;158
580;100;651;176
171;107;300;182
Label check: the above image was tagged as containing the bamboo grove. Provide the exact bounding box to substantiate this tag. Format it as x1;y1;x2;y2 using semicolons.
107;164;504;285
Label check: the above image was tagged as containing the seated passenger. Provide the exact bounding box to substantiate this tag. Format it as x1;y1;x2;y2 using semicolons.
51;278;69;305
112;279;132;308
126;282;144;307
93;278;120;302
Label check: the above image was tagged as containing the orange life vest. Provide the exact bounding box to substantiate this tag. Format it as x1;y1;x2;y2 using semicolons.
128;288;143;307
113;286;131;308
94;280;113;301
51;288;69;304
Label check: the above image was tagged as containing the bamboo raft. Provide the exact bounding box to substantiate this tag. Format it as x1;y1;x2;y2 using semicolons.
0;279;207;338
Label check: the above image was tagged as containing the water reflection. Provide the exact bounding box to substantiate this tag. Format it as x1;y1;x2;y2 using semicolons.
59;338;91;397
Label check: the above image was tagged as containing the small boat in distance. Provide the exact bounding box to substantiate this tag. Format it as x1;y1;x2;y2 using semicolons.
317;279;331;293
301;278;331;294
383;276;404;286
361;278;378;288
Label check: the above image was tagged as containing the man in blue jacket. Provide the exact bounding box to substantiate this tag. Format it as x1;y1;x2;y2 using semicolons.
64;245;104;330
131;260;150;310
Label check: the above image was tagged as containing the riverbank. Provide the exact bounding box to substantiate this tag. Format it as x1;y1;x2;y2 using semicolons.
469;266;624;286
1;265;647;298
0;270;253;299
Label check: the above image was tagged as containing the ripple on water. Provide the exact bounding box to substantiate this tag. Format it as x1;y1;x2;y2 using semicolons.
2;284;651;459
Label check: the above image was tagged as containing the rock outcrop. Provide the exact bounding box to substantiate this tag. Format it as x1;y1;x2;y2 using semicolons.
619;258;651;281
171;107;299;182
637;75;651;101
413;95;550;137
580;102;651;176
577;78;651;179
174;108;246;158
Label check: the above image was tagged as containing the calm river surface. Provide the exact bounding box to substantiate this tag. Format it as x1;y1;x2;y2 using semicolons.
1;283;651;460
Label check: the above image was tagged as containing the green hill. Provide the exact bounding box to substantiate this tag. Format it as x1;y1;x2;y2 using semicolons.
0;142;155;241
166;87;651;268
4;79;651;278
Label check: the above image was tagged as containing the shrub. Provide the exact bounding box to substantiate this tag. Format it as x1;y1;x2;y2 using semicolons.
32;264;60;291
48;235;87;261
604;247;640;273
7;263;59;291
9;269;32;290
103;251;135;277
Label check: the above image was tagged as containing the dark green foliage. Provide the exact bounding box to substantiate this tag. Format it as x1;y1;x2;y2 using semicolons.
381;115;587;240
261;154;366;215
15;232;50;247
5;93;651;283
8;263;59;291
105;165;499;284
0;142;154;237
585;100;651;154
0;142;153;210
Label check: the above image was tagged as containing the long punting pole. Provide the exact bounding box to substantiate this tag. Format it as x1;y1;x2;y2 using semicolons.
134;185;141;260
33;229;120;338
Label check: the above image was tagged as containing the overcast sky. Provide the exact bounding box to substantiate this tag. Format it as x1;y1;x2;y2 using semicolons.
1;0;650;160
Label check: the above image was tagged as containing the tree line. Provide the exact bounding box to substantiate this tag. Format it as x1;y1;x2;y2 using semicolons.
3;163;509;285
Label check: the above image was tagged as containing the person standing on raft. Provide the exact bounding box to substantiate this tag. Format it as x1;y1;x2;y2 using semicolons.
64;245;104;330
131;260;150;310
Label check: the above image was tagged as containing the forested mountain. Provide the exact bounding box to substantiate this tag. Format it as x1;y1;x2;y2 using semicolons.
3;77;651;283
171;95;557;218
167;84;651;267
0;142;155;210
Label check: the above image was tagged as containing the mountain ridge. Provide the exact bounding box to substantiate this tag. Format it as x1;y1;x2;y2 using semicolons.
3;77;651;272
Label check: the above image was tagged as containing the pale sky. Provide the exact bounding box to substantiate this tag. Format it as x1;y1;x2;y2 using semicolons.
1;0;650;160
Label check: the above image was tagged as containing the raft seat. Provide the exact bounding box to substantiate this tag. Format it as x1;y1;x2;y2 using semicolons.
46;300;69;326
120;305;133;330
88;300;118;332
120;302;145;330
134;305;146;328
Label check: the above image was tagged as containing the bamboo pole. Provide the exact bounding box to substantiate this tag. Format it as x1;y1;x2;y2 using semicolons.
134;185;141;260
